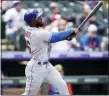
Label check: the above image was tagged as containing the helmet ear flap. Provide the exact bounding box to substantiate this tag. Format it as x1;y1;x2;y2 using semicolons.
30;18;36;26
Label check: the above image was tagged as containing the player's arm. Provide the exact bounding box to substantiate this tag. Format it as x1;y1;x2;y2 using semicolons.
39;28;77;43
49;29;77;43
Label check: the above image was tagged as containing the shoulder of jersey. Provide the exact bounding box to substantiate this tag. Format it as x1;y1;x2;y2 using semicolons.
6;8;15;12
26;27;40;33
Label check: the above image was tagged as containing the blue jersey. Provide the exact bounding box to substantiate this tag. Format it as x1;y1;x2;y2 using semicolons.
80;34;100;50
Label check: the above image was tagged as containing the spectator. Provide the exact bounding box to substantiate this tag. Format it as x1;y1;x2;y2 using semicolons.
45;2;61;24
82;16;106;36
1;0;16;39
100;28;109;51
77;2;105;36
1;71;8;79
81;3;91;23
85;0;99;9
48;64;73;95
80;24;101;51
45;14;62;32
76;3;91;28
49;2;60;22
1;72;5;79
4;1;27;50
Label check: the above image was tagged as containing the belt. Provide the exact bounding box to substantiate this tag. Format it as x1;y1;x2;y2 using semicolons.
38;61;48;65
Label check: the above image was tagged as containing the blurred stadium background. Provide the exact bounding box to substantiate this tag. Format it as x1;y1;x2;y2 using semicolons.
1;0;109;95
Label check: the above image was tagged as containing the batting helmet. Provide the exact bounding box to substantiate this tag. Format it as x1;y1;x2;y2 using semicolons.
24;9;43;25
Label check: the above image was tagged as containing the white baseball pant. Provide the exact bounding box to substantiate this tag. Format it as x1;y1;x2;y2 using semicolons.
22;59;70;95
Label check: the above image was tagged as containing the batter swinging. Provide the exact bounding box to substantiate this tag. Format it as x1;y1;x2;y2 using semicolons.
22;9;77;95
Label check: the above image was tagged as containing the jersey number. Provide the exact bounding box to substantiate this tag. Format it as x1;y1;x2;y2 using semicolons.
26;40;31;54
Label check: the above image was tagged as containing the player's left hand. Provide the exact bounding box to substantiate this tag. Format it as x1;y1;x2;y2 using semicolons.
66;28;78;41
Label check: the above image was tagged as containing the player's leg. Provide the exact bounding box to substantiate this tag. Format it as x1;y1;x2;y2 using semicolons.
46;63;70;95
22;62;46;95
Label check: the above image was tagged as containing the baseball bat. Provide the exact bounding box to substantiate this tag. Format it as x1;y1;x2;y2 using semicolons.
76;1;103;32
66;1;103;40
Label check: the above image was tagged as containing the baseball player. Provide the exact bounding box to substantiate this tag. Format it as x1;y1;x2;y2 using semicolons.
22;9;77;95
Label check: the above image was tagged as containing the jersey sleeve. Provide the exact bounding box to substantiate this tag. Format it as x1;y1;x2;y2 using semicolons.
34;30;52;42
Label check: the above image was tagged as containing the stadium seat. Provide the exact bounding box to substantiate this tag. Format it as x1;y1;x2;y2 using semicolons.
0;39;15;51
